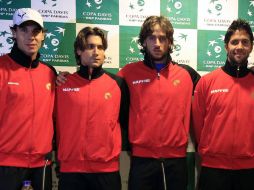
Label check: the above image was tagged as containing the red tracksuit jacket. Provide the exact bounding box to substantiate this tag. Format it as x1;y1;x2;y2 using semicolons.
56;65;129;172
192;60;254;169
0;45;56;168
118;59;199;158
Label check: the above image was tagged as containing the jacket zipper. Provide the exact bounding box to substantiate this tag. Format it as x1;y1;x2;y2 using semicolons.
28;64;35;167
231;65;240;168
83;72;92;168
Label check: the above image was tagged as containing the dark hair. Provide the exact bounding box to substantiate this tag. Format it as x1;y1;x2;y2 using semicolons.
138;15;174;54
224;19;253;45
74;26;107;65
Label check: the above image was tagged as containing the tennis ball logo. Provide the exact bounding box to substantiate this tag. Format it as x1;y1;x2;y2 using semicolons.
129;0;146;12
167;0;184;14
86;0;103;9
207;0;226;16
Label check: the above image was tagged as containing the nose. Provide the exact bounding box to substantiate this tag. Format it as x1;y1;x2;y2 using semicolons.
154;38;161;47
236;42;244;49
92;46;99;54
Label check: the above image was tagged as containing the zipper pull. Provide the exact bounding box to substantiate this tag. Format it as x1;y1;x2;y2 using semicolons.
237;66;240;78
89;67;93;80
157;72;160;80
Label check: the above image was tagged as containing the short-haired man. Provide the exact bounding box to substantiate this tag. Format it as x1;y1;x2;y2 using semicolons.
192;19;254;190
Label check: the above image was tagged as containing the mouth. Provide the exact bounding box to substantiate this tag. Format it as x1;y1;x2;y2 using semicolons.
26;44;36;48
235;53;245;58
153;49;162;54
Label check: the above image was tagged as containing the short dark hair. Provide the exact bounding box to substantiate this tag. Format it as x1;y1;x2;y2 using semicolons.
138;15;174;54
74;26;107;65
224;19;253;46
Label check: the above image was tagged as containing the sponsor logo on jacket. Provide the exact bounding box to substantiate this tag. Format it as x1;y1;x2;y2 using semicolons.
210;88;229;94
62;88;80;92
8;81;19;85
132;79;151;85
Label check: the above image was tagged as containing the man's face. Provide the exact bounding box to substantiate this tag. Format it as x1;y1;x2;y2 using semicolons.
225;29;253;65
12;21;45;60
77;35;105;68
143;24;171;63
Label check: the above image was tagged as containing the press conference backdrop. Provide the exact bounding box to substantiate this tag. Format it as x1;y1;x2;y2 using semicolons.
0;0;254;189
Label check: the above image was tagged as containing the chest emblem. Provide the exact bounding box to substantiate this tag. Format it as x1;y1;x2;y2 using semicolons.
173;79;181;86
104;92;112;100
46;83;52;90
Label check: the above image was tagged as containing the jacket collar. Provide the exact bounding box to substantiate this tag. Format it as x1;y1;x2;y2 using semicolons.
143;52;172;69
222;59;250;78
78;64;104;80
8;43;40;68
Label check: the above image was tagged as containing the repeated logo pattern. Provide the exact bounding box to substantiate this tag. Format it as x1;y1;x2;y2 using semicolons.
0;0;253;72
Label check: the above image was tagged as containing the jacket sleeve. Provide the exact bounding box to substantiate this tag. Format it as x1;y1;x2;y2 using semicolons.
192;77;206;145
178;64;201;94
119;78;130;151
105;70;130;151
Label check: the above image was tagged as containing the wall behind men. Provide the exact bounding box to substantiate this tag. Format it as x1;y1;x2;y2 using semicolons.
0;0;254;189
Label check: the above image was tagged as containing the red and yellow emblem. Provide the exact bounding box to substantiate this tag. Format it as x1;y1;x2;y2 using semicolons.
104;92;112;100
46;83;52;90
173;79;180;86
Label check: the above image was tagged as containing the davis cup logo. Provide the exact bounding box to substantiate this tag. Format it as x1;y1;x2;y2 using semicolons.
129;36;142;55
173;33;187;56
43;26;65;52
206;35;224;59
129;0;145;12
85;0;103;9
167;0;183;14
247;0;254;17
41;0;58;7
207;0;227;16
0;0;13;6
0;30;13;51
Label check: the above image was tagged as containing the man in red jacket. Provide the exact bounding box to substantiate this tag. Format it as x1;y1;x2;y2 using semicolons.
55;26;129;190
0;8;56;190
118;15;200;190
192;19;254;190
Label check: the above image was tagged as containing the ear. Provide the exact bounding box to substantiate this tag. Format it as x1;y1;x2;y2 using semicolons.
11;28;16;39
77;49;82;56
42;31;45;41
224;44;228;53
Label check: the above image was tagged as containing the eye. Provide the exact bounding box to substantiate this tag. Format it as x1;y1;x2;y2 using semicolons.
158;36;167;42
230;40;239;46
32;29;41;35
86;44;95;50
20;27;28;33
242;39;251;46
86;44;104;50
148;35;156;41
97;45;104;50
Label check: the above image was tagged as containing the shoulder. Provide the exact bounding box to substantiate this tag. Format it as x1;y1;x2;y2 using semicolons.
105;70;125;87
40;61;57;76
175;63;201;86
121;61;142;71
118;61;143;77
0;54;12;67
